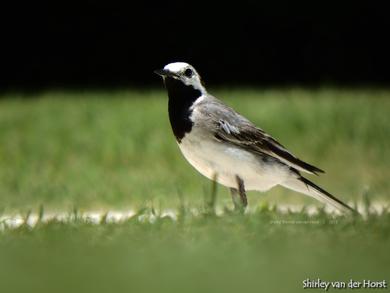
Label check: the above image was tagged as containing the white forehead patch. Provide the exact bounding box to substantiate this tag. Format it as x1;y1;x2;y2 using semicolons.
164;62;190;73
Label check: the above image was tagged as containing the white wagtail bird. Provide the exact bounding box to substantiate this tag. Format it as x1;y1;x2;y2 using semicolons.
155;62;354;212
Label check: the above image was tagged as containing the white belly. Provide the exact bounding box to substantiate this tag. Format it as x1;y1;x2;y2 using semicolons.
178;129;290;191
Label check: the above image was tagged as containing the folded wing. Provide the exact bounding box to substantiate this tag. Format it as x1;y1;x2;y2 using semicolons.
197;97;324;175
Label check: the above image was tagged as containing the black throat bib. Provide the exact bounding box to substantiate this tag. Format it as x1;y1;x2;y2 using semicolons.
164;77;202;143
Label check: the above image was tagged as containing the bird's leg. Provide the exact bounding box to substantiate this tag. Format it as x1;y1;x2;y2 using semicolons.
230;175;248;211
236;175;248;207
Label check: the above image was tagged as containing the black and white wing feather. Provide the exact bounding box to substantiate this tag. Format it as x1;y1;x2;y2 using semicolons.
196;96;324;175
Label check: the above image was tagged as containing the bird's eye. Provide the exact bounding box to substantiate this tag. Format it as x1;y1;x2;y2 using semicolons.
184;68;193;78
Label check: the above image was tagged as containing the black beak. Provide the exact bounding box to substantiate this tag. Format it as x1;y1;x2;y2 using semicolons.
154;68;167;76
154;68;178;78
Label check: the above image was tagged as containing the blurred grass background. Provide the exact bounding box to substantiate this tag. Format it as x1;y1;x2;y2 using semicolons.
0;89;389;293
1;212;390;293
0;89;389;210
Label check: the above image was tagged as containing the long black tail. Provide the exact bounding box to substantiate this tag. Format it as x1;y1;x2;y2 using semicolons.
299;177;356;213
281;176;357;213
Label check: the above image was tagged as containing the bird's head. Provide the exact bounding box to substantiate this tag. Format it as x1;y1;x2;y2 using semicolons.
154;62;206;95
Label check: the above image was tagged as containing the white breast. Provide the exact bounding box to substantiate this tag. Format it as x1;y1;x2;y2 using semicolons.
178;126;290;191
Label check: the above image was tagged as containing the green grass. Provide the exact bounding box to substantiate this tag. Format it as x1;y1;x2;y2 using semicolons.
0;88;389;293
1;208;389;293
0;88;389;211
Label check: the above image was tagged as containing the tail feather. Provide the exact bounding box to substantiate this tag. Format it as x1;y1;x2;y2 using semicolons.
281;176;356;213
